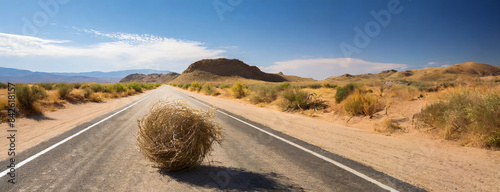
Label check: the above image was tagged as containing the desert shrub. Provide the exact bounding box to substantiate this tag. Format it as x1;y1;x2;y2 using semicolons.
280;88;327;111
231;81;246;99
15;84;43;115
182;84;190;90
113;83;127;93
201;83;214;95
137;100;222;171
280;82;291;90
0;83;7;89
300;83;322;89
219;84;230;89
82;87;93;98
71;83;83;89
89;83;104;92
343;91;384;118
416;88;500;148
323;83;337;88
335;83;356;103
248;84;280;104
177;84;184;88
89;93;104;102
375;117;402;133
127;83;143;93
55;83;73;99
35;82;55;90
189;82;202;92
66;89;86;103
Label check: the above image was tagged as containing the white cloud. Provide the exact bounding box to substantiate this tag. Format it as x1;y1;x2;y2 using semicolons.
262;58;408;80
427;61;437;66
0;29;225;72
441;64;450;67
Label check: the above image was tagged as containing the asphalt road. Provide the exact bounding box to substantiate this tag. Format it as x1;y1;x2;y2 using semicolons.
0;86;425;191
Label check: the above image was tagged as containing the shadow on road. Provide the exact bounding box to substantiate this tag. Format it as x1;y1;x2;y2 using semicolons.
159;165;304;191
26;114;55;121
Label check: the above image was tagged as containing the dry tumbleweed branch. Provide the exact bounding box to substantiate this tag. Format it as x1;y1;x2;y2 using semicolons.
137;100;222;171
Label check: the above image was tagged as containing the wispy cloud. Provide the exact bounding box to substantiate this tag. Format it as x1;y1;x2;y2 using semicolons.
0;29;225;72
262;58;408;80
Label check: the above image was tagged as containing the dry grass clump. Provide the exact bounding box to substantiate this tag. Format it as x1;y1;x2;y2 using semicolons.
137;100;223;171
89;93;104;102
231;81;246;99
280;87;327;111
416;86;500;148
66;89;86;103
0;93;8;122
248;84;280;104
201;83;220;96
343;90;384;118
374;117;402;133
15;84;46;116
189;82;202;92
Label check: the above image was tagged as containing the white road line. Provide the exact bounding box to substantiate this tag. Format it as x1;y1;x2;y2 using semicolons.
1;94;152;178
181;89;398;192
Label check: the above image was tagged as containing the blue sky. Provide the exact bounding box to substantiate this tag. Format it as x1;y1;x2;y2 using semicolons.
0;0;499;80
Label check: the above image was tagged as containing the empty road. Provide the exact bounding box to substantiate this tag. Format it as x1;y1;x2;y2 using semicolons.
0;86;424;191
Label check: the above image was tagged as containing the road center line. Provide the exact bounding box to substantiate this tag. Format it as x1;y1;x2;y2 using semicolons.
1;93;152;178
179;88;398;192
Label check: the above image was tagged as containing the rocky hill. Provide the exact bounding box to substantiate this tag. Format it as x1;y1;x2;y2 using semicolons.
119;72;180;83
174;58;287;83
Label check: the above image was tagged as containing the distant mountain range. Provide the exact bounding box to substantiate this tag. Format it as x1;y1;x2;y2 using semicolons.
0;67;172;83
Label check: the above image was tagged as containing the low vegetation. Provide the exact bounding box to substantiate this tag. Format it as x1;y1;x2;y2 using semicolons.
280;87;327;111
173;77;499;150
230;81;246;99
343;90;384;118
0;82;160;120
15;84;47;115
416;87;500;148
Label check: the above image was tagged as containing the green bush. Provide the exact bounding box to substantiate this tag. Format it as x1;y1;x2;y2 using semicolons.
35;82;55;90
15;84;44;115
335;83;356;103
111;83;127;93
71;83;83;89
182;84;190;90
202;83;217;95
189;82;202;92
280;88;327;111
280;82;291;90
83;87;93;98
56;83;73;98
89;83;104;92
300;83;322;89
231;81;246;99
323;83;337;88
0;83;7;89
219;84;230;89
416;88;500;147
248;84;280;104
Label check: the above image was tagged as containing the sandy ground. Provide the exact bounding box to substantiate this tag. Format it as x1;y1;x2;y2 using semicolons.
174;87;500;192
0;89;157;160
